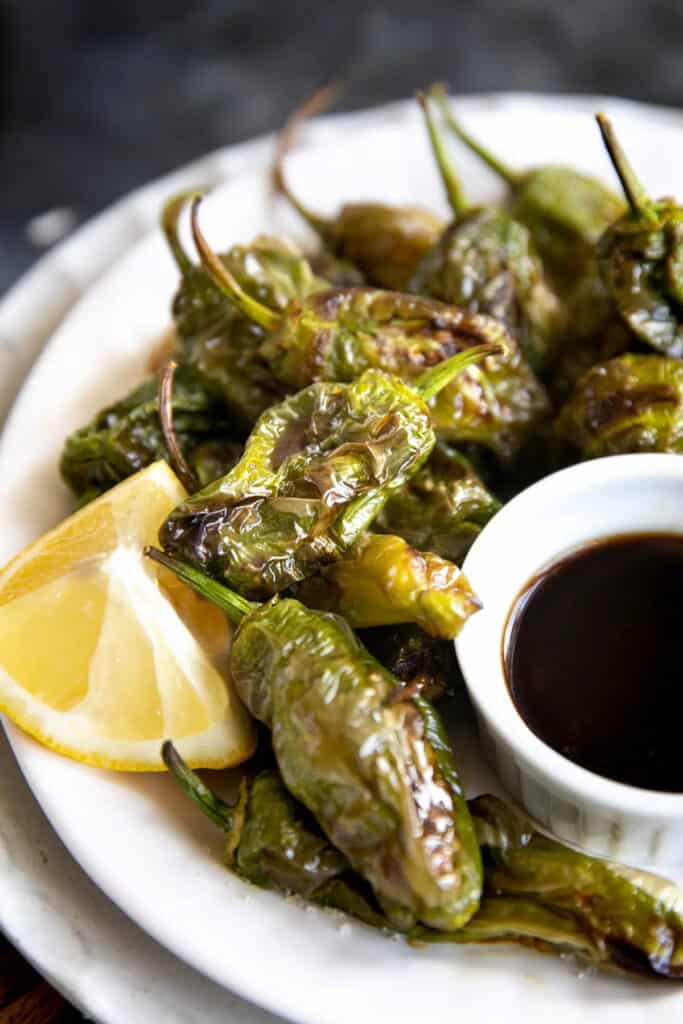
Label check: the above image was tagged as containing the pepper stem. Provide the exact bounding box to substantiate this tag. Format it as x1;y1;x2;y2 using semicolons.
595;113;653;219
144;546;257;624
273;86;338;241
161;190;203;276
431;85;521;186
417;90;469;216
190;196;282;332
162;740;244;835
415;342;504;402
158;360;200;494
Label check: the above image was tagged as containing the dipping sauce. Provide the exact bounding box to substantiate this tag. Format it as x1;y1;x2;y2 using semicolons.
504;533;683;792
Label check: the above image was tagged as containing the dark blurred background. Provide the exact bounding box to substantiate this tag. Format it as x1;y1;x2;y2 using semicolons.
2;0;683;294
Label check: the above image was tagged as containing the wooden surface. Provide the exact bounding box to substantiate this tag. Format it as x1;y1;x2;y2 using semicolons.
0;935;83;1024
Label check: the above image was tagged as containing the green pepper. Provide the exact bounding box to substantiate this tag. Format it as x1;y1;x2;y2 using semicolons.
412;89;565;373
152;552;482;931
432;93;625;291
555;353;683;458
273;89;443;291
295;531;481;638
375;442;500;564
163;193;327;425
191;196;546;462
462;795;683;978
596;113;683;357
163;735;683;978
163;744;350;896
60;366;241;505
544;273;634;406
160;343;495;598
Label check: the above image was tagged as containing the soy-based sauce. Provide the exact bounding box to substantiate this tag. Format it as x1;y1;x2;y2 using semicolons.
504;533;683;792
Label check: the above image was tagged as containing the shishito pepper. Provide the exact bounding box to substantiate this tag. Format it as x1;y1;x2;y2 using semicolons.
152;553;482;932
273;88;443;291
433;93;625;290
160;342;496;598
164;740;683;978
596;113;683;358
375;442;500;564
447;795;683;978
412;88;565;373
190;197;547;462
555;353;683;458
163;192;327;425
295;531;481;638
60;365;242;506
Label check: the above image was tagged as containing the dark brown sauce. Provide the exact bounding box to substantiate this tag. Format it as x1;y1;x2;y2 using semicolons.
504;533;683;792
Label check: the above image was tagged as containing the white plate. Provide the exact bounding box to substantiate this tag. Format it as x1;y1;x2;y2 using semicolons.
2;95;683;1024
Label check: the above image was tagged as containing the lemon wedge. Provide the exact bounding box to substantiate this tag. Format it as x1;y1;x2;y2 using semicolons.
0;461;256;770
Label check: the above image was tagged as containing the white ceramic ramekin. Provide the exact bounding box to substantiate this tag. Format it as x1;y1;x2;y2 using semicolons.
456;453;683;867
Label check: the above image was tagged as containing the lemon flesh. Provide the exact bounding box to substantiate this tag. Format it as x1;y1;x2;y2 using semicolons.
0;461;256;770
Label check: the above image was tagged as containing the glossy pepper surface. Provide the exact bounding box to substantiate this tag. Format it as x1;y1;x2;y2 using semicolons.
191;197;546;462
164;735;683;979
464;795;683;978
295;531;481;638
413;88;565;373
152;552;482;931
555;353;683;458
375;442;500;563
160;345;494;598
434;94;625;290
596;113;683;358
273;88;443;291
163;193;327;424
60;366;241;505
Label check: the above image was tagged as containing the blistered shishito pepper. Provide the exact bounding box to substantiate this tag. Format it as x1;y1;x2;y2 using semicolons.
433;94;625;290
152;553;482;932
376;442;500;564
555;353;683;458
273;89;443;291
163;745;350;896
412;89;565;373
163;193;328;424
596;113;683;358
295;532;481;638
160;343;495;598
164;734;683;977
191;198;547;462
60;366;242;505
453;795;683;978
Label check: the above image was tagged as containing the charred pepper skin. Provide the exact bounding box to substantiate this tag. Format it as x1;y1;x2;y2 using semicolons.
596;113;683;358
554;353;683;458
273;89;443;291
160;345;494;599
430;89;625;292
163;193;328;425
375;442;501;564
233;604;482;931
295;532;481;639
164;736;683;979
189;194;545;463
413;89;566;375
462;795;683;979
153;555;483;932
